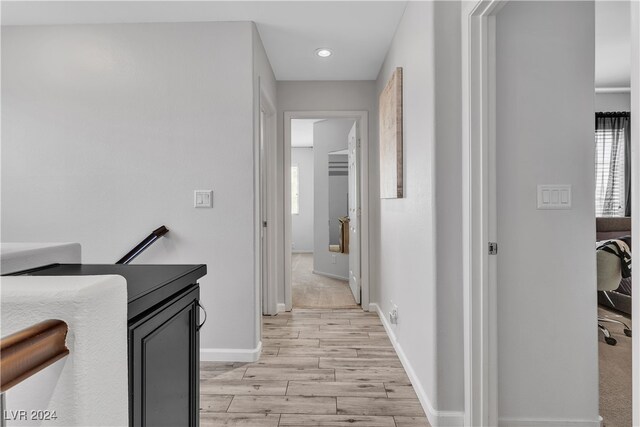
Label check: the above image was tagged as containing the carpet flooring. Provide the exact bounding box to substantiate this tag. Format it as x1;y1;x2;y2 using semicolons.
599;306;632;427
291;253;358;309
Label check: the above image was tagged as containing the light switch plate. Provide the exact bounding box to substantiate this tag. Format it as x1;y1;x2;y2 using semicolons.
194;190;213;208
537;185;571;210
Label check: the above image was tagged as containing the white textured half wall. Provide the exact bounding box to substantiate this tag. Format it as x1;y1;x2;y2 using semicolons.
1;275;128;426
1;21;275;358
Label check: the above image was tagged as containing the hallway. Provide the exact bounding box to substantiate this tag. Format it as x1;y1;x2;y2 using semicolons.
200;308;429;426
292;253;358;309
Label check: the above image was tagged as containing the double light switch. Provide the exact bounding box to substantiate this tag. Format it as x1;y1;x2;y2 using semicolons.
194;190;213;208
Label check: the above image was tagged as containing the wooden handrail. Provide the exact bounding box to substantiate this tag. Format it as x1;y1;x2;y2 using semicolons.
0;319;69;392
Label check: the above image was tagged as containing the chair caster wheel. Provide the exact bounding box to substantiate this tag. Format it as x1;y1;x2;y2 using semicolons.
605;337;617;346
624;329;632;337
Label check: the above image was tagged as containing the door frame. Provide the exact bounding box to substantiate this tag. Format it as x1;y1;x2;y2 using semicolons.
631;2;639;424
258;85;277;320
461;2;504;425
462;1;640;426
283;111;370;311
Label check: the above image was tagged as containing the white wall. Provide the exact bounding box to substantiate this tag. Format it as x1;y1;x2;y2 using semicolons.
1;21;273;357
496;2;599;424
595;92;631;111
374;0;440;419
276;81;376;304
291;147;314;253
433;0;464;414
313;119;353;280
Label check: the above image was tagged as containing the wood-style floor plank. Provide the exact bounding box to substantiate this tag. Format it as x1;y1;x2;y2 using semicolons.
279;414;396;426
320;312;380;319
337;397;425;416
244;367;335;381
262;338;319;348
286;381;387;397
200;395;234;412
356;348;400;359
384;383;419;399
261;330;300;338
200;380;288;396
201;368;248;380
319;338;393;348
320;325;386;332
263;325;320;332
299;331;370;339
394;416;432;427
260;347;279;356
349;318;384;325
227;396;337;415
319;357;402;368
249;356;319;368
200;413;281;426
335;368;411;383
287;319;351;326
277;347;358;358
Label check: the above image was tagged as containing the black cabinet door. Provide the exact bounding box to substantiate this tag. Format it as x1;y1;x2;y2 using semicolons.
130;286;200;427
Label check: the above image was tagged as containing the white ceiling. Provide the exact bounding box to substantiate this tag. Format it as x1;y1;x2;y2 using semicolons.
595;1;631;88
1;1;407;81
291;119;321;148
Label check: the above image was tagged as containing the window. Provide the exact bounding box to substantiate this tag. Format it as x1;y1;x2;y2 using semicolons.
595;127;626;217
291;165;299;215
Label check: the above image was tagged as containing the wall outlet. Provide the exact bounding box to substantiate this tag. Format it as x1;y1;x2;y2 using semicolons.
331;255;337;264
292;242;296;249
389;303;399;325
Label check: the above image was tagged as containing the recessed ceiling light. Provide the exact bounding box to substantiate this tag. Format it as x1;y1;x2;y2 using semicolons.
315;48;332;58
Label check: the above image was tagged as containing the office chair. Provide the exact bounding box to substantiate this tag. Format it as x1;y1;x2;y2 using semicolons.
597;246;632;346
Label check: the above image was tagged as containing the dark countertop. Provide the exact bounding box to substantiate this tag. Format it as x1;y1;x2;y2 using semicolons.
14;264;207;320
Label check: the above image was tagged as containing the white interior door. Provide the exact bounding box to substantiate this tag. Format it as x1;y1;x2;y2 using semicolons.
260;108;271;315
348;122;361;304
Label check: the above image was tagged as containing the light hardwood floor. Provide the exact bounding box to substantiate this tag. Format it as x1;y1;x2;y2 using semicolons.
200;308;430;426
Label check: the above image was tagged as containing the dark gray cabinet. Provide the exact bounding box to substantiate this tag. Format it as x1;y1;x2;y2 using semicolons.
130;285;200;426
13;264;207;427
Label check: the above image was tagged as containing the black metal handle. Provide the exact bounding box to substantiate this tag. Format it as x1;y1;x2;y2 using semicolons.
197;301;207;331
116;226;169;264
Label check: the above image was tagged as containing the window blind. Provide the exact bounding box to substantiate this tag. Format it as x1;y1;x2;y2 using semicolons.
595;127;626;217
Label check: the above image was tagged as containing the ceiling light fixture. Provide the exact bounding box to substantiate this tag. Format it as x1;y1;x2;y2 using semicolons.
315;48;333;58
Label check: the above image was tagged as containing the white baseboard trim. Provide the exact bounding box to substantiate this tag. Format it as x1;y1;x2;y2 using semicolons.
369;303;464;427
498;417;602;427
201;341;262;362
277;303;286;313
312;270;349;281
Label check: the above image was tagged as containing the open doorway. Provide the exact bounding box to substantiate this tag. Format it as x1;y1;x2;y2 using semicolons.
284;111;370;312
463;1;639;425
290;118;358;308
594;1;633;424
